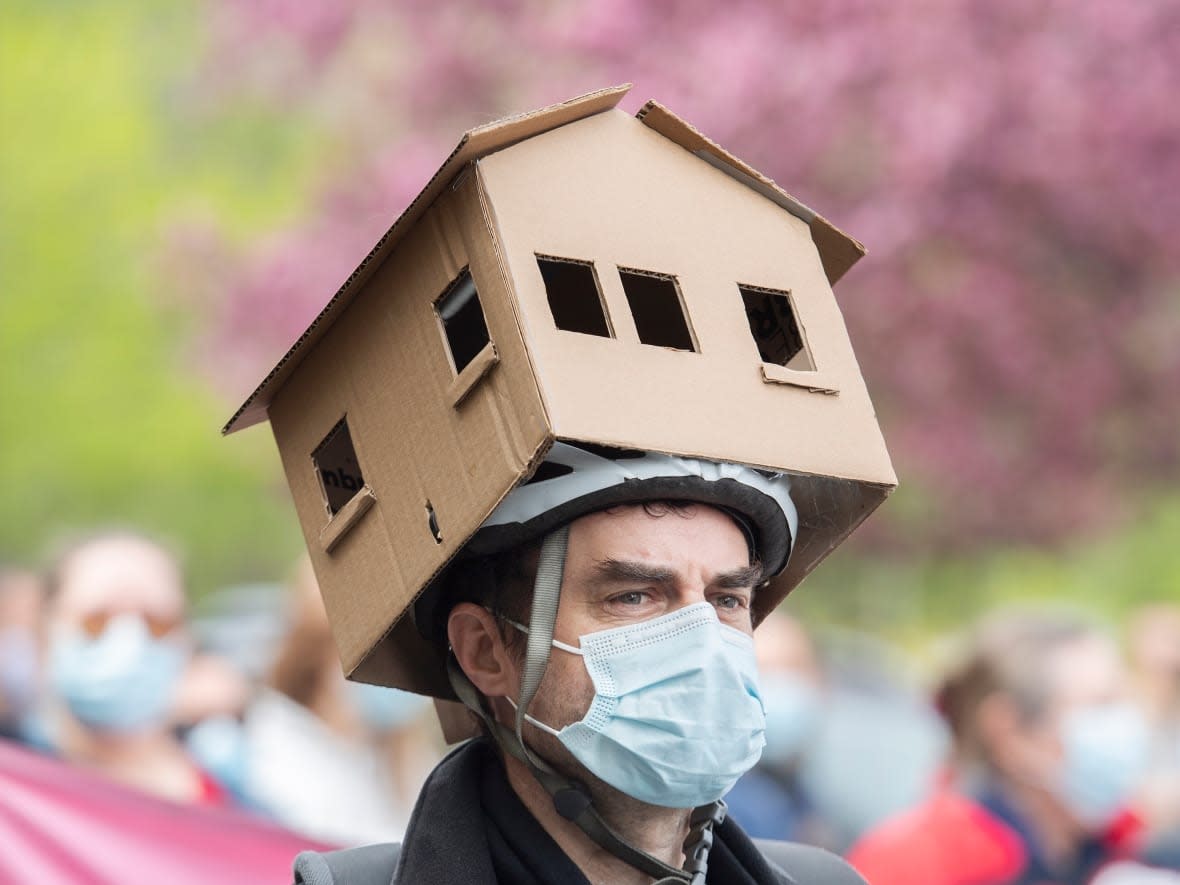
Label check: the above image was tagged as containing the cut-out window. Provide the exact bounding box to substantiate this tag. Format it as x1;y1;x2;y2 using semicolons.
536;256;612;338
436;269;490;374
618;268;696;352
313;418;365;517
739;285;814;371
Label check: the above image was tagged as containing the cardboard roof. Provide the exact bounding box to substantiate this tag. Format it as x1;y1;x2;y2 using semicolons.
223;85;866;435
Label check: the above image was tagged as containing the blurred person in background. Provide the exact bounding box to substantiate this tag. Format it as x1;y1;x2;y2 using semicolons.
242;557;438;845
1126;605;1180;869
725;611;833;846
1128;605;1180;763
848;610;1172;885
37;530;232;805
0;567;42;743
172;648;256;806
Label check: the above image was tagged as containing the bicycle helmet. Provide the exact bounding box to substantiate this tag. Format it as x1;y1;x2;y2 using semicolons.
414;440;797;642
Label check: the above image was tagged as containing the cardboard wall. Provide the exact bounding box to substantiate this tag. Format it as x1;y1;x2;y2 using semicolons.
479;109;893;486
268;170;551;692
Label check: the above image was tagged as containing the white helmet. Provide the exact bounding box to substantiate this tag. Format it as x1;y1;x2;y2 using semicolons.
469;441;797;575
415;441;797;640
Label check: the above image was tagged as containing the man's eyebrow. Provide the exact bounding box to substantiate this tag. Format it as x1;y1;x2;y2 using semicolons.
592;559;677;585
711;562;764;590
590;559;764;589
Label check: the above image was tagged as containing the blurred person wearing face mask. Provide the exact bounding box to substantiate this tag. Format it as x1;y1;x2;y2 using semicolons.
172;650;256;806
848;611;1164;885
241;558;437;845
1125;605;1180;868
724;611;829;845
0;568;43;744
1128;605;1180;762
38;530;230;805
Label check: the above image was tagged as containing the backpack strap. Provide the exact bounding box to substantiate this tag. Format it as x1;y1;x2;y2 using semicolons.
290;838;865;885
292;843;401;885
754;839;868;885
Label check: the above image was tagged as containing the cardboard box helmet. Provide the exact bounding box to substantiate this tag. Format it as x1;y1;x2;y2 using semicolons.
224;84;897;703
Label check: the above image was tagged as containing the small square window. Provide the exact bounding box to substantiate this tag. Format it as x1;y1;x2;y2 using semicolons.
739;285;814;371
536;256;612;338
313;418;365;517
435;269;490;374
618;268;696;352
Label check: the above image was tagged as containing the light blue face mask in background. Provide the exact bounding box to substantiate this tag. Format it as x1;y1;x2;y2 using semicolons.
348;681;431;733
507;602;766;809
184;713;250;798
1058;701;1151;828
49;614;186;734
759;672;821;766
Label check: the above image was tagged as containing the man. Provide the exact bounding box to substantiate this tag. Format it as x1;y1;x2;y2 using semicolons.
296;444;866;883
848;611;1167;885
37;530;230;806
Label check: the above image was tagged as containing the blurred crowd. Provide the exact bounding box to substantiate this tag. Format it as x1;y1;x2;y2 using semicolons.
3;528;1180;883
0;530;442;846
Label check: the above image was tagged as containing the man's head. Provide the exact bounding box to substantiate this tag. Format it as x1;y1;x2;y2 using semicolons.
937;610;1146;830
42;530;191;737
450;500;757;693
45;531;186;633
406;441;795;827
446;501;764;808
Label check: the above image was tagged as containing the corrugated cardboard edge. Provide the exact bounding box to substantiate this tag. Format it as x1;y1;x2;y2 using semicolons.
223;84;632;435
634;101;865;288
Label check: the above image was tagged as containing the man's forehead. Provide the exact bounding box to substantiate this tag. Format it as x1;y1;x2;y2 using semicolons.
572;501;747;542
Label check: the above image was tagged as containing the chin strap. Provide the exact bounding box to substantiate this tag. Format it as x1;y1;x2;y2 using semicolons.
512;525;568;771
446;525;724;884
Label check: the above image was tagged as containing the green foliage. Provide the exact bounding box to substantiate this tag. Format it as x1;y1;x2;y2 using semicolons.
794;497;1180;645
0;0;323;596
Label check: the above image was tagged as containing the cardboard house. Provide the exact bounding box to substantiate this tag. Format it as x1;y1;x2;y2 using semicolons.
224;85;897;699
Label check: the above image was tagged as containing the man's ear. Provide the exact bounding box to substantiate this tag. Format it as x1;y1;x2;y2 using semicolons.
448;602;519;698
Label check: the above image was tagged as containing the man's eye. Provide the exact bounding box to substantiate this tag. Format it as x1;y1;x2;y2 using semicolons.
713;595;746;610
612;591;648;606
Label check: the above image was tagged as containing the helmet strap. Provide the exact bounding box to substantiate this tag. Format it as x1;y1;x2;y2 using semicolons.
513;524;568;770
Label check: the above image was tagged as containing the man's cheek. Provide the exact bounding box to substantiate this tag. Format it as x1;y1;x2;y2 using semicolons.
541;658;595;726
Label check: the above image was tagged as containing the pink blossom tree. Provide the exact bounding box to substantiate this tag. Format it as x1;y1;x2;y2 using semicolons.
182;0;1180;551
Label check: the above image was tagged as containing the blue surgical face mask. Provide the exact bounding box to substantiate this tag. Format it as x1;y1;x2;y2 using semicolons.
49;614;186;734
507;602;766;809
1057;702;1151;828
184;714;249;798
348;681;431;733
759;672;821;766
